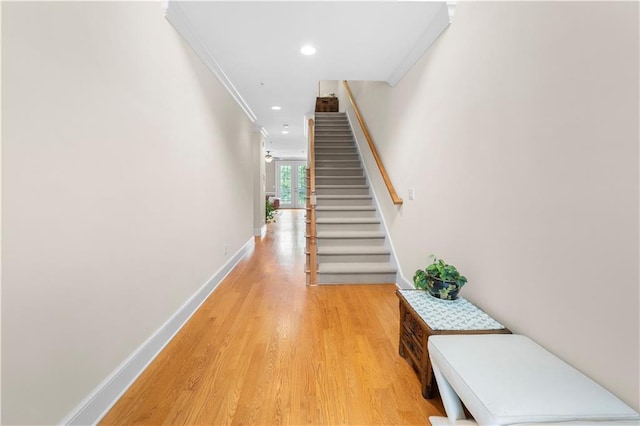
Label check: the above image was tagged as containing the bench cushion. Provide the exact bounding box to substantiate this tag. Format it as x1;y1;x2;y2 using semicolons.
429;334;640;425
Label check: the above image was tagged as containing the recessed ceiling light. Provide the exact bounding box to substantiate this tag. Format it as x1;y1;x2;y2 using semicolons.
282;130;289;134
271;106;282;111
300;45;316;56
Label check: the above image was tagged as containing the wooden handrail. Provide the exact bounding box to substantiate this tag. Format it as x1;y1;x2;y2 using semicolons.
306;118;318;285
342;80;403;205
309;118;316;195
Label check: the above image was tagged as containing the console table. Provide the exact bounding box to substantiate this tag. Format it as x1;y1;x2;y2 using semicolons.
396;289;510;399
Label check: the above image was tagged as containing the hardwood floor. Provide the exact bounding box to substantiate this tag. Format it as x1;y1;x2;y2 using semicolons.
100;209;445;425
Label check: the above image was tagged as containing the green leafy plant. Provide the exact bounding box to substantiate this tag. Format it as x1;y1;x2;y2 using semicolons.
413;255;467;295
266;199;277;223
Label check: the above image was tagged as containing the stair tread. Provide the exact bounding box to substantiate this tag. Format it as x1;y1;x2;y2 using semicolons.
316;206;375;211
318;246;390;254
315;167;361;170
316;217;379;224
315;176;364;179
316;195;371;199
317;230;385;238
318;262;396;274
316;185;368;188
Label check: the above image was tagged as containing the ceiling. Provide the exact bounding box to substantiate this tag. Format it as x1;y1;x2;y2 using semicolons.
165;1;453;159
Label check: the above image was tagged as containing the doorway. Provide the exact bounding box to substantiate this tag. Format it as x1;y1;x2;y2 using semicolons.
276;161;307;208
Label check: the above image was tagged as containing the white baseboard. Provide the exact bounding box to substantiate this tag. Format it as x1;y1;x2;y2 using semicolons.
253;224;266;237
59;237;255;426
397;273;414;289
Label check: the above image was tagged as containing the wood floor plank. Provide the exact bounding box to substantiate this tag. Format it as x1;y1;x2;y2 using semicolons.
100;210;445;425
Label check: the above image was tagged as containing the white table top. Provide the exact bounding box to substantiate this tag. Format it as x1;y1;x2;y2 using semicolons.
399;289;505;331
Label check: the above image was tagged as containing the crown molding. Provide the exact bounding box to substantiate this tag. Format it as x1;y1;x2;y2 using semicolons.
447;1;456;22
165;1;257;123
386;2;451;87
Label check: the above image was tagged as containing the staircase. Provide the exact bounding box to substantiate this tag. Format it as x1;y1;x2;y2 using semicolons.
311;112;396;284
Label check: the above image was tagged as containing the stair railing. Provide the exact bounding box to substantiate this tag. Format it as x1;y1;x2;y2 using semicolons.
342;80;403;205
306;118;318;285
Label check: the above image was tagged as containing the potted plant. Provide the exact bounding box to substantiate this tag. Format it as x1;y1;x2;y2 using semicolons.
413;255;467;300
266;199;277;223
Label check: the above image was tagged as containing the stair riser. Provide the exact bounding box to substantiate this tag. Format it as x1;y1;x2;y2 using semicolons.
315;148;357;154
315;187;369;196
315;127;349;130
317;272;396;284
318;253;391;263
315;176;366;185
314;129;353;139
316;210;376;219
315;126;349;130
316;198;372;207
316;222;381;232
316;140;356;148
317;237;385;247
315;117;348;121
315;154;360;161
315;138;354;143
315;169;363;177
315;147;356;153
315;160;361;167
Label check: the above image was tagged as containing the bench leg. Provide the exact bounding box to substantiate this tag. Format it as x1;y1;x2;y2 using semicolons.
431;362;467;423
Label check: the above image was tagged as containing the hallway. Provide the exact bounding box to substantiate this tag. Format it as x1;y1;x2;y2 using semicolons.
100;210;445;425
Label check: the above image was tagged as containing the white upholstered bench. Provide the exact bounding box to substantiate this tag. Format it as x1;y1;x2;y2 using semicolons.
429;334;640;426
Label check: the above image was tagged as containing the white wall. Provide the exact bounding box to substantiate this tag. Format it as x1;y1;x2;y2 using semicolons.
339;1;639;410
319;80;339;97
2;2;254;424
253;132;266;235
265;159;276;195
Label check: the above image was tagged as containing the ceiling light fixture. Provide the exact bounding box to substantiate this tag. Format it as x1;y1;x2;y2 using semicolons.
282;131;289;134
300;45;316;55
265;151;273;163
271;106;282;111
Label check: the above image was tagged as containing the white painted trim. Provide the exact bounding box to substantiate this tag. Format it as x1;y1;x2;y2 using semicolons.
344;110;414;290
164;2;257;123
59;237;255;426
387;2;451;87
254;225;266;237
161;0;169;16
447;1;457;22
252;125;268;139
